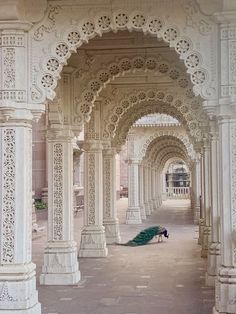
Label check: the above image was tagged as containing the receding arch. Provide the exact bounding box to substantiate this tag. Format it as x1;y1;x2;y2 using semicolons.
111;101;203;147
139;134;195;161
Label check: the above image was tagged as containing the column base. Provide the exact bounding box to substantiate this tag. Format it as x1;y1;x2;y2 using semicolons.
148;201;154;212
201;225;211;258
205;272;216;287
214;267;236;313
79;226;108;257
198;218;204;245
151;199;157;211
140;204;146;220
126;207;142;224
40;241;80;285
0;263;40;313
206;242;221;286
144;202;151;216
0;303;41;314
194;206;200;225
103;219;121;244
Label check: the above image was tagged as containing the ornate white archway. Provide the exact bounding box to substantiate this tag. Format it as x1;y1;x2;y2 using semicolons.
103;88;207;139
30;2;217;106
138;132;196;161
112;101;205;147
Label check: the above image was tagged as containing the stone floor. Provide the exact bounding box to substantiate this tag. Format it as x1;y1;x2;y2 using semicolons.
33;199;215;314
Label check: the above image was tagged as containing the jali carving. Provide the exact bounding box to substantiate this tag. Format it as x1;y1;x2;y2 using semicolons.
3;48;15;89
53;143;63;240
88;153;95;224
104;157;111;219
2;129;16;263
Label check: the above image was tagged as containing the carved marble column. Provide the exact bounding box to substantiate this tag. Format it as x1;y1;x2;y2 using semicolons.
79;141;108;257
151;167;157;211
0;21;44;313
148;164;154;212
213;112;236;314
139;164;146;220
193;158;201;225
206;122;221;286
103;147;121;244
198;152;205;245
40;128;80;285
144;165;151;215
126;158;142;224
201;140;212;258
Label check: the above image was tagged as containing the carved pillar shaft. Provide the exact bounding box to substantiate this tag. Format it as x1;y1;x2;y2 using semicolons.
148;165;153;212
206;127;221;286
151;167;156;211
214;117;236;314
40;129;80;285
126;159;142;224
0;123;41;313
144;165;151;215
201;142;211;258
79;141;108;257
0;21;43;313
139;164;146;219
193;159;201;224
103;148;121;244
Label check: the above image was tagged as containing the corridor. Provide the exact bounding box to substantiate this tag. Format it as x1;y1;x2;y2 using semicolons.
33;200;214;314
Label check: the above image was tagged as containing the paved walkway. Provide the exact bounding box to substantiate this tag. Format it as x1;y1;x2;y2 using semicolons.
33;199;215;314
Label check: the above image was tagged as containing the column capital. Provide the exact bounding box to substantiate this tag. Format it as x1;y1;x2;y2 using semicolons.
83;140;103;152
127;158;141;165
46;126;75;141
0;101;45;123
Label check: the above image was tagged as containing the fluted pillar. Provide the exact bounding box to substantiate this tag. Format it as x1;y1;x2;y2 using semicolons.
139;163;146;219
126;158;142;224
103;147;121;244
40;128;80;285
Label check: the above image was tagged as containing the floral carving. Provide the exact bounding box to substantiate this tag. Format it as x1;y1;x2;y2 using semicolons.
132;14;146;28
0;283;16;301
104;157;111;219
98;16;111;30
67;31;80;45
46;58;59;72
56;43;69;57
53;143;63;240
3;48;15;89
2;129;16;263
115;13;128;27
41;74;54;88
82;22;95;36
88;154;95;224
163;28;178;42
175;39;191;54
191;70;206;85
34;6;61;41
185;53;200;69
148;19;163;33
